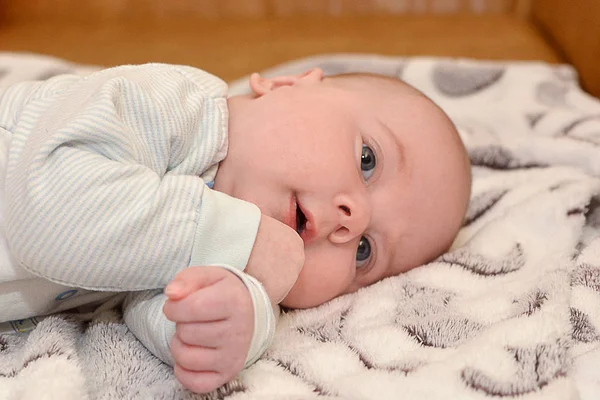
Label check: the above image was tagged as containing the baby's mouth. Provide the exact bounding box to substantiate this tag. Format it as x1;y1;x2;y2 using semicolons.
296;204;307;234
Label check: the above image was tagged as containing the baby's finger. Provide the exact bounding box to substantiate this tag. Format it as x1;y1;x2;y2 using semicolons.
164;277;248;323
174;364;226;394
165;266;230;301
176;321;230;347
171;335;224;371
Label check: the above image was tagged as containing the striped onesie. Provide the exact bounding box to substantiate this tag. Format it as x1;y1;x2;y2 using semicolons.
0;63;275;367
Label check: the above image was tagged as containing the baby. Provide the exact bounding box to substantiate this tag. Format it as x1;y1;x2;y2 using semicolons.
0;64;471;393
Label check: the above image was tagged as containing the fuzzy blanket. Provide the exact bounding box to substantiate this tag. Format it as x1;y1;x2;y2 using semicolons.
1;53;600;400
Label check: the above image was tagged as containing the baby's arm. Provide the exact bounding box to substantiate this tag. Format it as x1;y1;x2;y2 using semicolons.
3;64;304;298
4;64;259;290
2;64;303;391
123;212;304;393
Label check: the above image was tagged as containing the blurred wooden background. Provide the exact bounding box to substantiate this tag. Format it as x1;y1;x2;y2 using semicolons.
1;0;529;21
1;0;598;96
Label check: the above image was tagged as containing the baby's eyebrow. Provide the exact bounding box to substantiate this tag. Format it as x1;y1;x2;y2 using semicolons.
377;119;405;173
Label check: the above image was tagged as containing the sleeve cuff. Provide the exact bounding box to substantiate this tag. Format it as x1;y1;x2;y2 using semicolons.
190;188;261;271
122;290;176;366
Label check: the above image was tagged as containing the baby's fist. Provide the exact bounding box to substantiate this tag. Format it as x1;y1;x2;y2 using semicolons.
163;266;254;394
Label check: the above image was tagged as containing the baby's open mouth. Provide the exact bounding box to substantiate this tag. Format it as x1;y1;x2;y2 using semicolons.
296;204;307;234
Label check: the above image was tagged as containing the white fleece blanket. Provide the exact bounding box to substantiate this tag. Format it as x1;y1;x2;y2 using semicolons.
1;53;600;400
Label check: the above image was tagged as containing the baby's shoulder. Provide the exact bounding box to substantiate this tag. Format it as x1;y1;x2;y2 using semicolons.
95;63;227;97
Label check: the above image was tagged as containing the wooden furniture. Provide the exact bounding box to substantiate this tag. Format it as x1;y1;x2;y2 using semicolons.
0;0;598;96
531;0;600;98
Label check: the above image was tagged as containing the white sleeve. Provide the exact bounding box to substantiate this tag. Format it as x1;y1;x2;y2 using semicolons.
123;266;277;368
4;64;260;290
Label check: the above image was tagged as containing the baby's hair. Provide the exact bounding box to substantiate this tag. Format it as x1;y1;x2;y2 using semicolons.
326;72;435;103
326;72;416;91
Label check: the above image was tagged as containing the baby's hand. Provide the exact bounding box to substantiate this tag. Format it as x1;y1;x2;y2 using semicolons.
163;266;253;394
245;214;305;303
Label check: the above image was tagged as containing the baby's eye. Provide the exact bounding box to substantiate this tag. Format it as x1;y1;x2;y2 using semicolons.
361;144;376;180
356;236;371;268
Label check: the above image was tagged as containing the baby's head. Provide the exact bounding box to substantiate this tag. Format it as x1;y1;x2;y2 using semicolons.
216;68;471;308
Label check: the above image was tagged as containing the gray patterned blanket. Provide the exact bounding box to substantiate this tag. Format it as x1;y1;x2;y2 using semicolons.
1;53;600;400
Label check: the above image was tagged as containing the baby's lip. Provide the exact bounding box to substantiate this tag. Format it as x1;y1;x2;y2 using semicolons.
286;194;315;243
296;200;315;243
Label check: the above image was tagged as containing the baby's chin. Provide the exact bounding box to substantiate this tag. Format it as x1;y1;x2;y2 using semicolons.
279;296;317;310
279;285;332;309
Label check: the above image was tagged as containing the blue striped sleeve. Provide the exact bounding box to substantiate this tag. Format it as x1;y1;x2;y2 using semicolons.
4;64;260;290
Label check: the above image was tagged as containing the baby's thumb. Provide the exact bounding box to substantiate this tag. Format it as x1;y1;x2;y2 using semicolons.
164;279;189;300
164;266;228;301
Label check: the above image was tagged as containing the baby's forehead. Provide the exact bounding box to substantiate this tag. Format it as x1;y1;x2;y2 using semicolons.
331;75;443;123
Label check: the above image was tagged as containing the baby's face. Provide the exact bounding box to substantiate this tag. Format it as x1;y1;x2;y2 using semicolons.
216;70;471;308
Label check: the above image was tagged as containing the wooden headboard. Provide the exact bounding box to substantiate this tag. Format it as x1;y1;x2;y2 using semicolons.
530;0;600;97
1;0;598;96
0;0;522;20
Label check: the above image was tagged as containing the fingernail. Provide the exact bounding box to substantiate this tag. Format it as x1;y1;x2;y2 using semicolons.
165;281;184;297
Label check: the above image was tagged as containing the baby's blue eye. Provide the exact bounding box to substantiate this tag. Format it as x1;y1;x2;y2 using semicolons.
356;236;371;268
361;145;376;180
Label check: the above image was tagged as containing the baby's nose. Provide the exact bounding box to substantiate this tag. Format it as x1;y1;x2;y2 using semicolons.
328;194;370;244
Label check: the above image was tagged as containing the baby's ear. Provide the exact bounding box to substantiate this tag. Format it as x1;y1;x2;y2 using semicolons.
249;68;324;96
